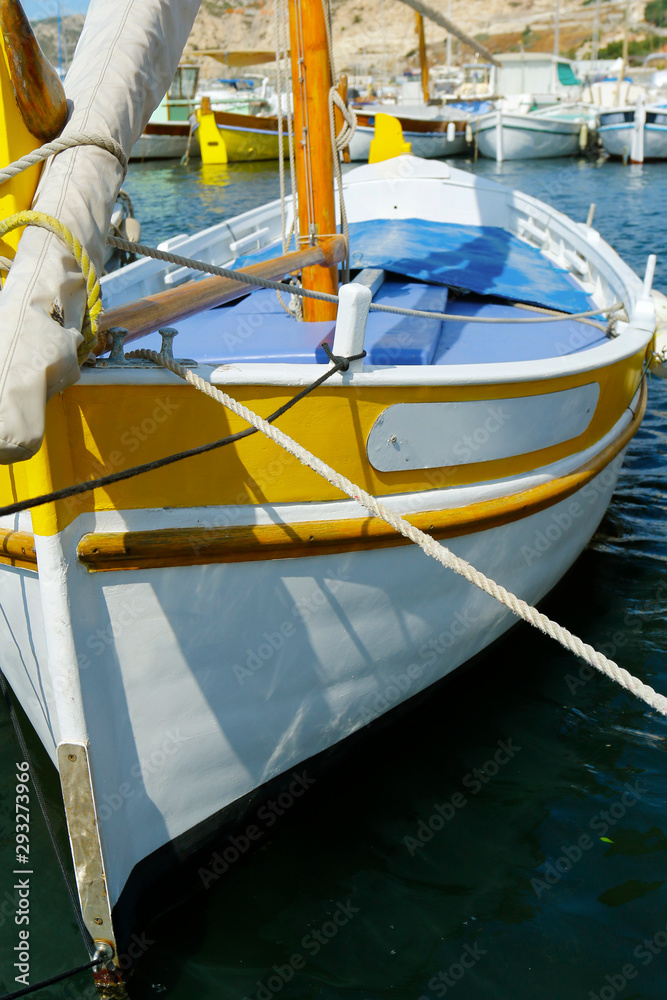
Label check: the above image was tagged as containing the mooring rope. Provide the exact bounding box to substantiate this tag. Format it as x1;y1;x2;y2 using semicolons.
105;234;623;326
0;130;127;185
0;346;365;520
127;348;667;718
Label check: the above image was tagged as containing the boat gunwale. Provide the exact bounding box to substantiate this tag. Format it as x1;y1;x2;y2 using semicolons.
99;163;647;332
74;378;646;572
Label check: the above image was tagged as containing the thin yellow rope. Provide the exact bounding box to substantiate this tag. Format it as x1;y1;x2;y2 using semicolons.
0;210;101;363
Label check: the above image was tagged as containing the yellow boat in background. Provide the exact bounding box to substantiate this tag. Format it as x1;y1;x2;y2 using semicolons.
196;97;288;163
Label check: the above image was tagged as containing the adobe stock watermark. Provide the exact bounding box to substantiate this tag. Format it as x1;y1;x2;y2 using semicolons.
233;566;351;685
565;578;667;696
97;728;184;823
198;771;316;887
62;395;180;518
530;778;648;897
521;455;624;566
419;942;487;999
242;899;359;1000
588;916;667;1000
357;608;480;726
404;739;522;856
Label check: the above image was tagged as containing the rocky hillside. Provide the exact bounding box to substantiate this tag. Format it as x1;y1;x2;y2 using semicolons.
31;0;661;80
32;13;84;69
184;0;652;76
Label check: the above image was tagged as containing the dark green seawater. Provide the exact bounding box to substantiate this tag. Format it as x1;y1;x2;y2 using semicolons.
2;155;667;1000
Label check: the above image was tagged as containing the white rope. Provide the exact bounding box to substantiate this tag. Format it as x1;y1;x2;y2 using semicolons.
320;0;357;284
130;347;667;718
330;88;357;152
105;233;623;326
369;300;622;325
0;131;127;185
274;1;288;254
328;86;357;283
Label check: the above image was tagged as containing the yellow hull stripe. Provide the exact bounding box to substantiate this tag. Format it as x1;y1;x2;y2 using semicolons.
0;351;645;538
76;380;645;572
218;127;288;162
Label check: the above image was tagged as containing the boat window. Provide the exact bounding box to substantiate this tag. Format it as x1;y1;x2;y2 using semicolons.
169;66;200;101
557;62;580;86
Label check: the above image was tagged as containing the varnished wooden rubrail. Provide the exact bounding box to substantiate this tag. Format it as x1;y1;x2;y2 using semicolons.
95;235;347;353
76;382;646;573
0;0;67;140
0;528;37;570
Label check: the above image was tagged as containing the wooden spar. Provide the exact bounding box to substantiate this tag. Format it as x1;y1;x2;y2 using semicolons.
288;0;338;322
415;13;430;103
0;0;67;141
614;2;630;107
0;0;68;260
95;235;346;352
396;0;500;66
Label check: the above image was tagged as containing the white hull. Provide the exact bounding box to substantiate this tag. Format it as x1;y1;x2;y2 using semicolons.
0;448;626;909
476;111;583;160
599;116;667;160
130;131;199;162
348;124;468;161
0;157;652;951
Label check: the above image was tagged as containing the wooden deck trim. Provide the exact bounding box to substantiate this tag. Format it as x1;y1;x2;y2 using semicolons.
0;529;38;571
76;382;646;573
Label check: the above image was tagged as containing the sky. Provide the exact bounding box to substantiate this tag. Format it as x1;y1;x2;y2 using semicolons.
24;0;90;19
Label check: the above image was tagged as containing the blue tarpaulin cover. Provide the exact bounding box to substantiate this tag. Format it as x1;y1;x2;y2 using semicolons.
233;218;591;314
344;219;591;313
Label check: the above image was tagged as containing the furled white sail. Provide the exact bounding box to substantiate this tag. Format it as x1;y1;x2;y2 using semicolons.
0;0;201;463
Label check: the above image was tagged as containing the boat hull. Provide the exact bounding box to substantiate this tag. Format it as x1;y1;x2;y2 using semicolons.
211;110;289;161
0;450;629;913
349;117;468;161
599;109;667;160
130;123;198;162
475;111;583;160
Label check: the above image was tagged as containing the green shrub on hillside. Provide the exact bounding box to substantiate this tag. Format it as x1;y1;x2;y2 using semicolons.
646;0;667;27
598;35;662;61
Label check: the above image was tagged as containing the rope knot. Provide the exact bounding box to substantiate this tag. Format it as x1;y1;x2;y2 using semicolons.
322;341;366;371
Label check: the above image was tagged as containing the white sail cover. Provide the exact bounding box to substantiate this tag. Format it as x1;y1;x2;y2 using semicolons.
0;0;201;462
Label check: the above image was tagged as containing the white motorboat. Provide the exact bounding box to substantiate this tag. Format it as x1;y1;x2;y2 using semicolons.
599;98;667;162
475;104;594;161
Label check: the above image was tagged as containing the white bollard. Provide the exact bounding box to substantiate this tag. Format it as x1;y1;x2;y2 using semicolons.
495;108;503;164
630;94;645;164
332;283;372;374
644;253;657;295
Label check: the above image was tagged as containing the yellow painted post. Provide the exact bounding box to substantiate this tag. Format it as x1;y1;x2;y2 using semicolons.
196;96;228;165
369;114;411;163
0;3;62;262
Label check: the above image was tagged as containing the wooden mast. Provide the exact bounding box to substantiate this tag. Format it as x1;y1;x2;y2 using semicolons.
288;0;338;321
416;13;430;103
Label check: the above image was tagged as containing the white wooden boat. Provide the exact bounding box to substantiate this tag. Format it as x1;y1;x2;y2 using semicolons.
0;0;658;981
349;106;469;160
474;107;590;160
599;100;667;162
